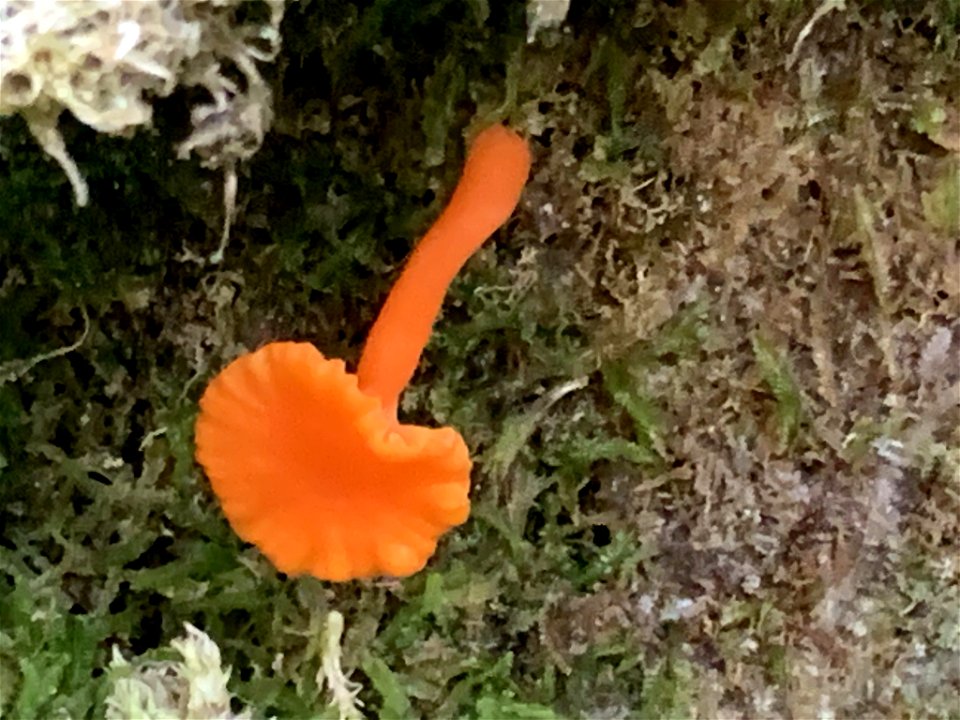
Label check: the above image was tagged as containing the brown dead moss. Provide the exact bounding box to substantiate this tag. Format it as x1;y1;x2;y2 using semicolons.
506;1;958;717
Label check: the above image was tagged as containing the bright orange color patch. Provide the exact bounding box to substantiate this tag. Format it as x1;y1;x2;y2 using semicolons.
194;125;531;581
359;124;533;410
195;342;470;580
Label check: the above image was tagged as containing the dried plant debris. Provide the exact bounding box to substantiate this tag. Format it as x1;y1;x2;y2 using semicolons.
0;1;958;718
0;0;284;206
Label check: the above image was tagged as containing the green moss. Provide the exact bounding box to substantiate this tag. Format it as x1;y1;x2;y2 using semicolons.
921;160;960;235
1;0;956;717
637;656;696;720
751;333;805;448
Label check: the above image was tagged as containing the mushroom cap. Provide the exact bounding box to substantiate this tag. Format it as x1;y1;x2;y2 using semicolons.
195;342;471;581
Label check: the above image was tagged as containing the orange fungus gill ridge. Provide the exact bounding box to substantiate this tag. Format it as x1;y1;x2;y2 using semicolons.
194;125;531;581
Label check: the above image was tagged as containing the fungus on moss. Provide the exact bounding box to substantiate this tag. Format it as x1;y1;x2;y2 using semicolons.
194;125;532;581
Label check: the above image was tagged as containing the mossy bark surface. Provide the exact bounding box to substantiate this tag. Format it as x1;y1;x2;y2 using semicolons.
1;1;958;717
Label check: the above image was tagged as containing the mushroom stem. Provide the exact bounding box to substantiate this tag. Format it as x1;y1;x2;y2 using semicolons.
357;124;531;413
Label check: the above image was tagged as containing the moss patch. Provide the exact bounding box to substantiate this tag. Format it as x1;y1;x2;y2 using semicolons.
1;1;957;718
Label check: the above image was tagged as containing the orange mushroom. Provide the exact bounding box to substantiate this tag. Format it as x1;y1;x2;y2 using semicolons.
195;125;531;581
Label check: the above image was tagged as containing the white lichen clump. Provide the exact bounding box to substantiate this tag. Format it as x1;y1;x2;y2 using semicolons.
0;0;284;207
526;0;570;42
105;623;248;720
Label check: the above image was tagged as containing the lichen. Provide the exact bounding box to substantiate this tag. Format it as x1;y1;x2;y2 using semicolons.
105;623;248;720
0;0;283;206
